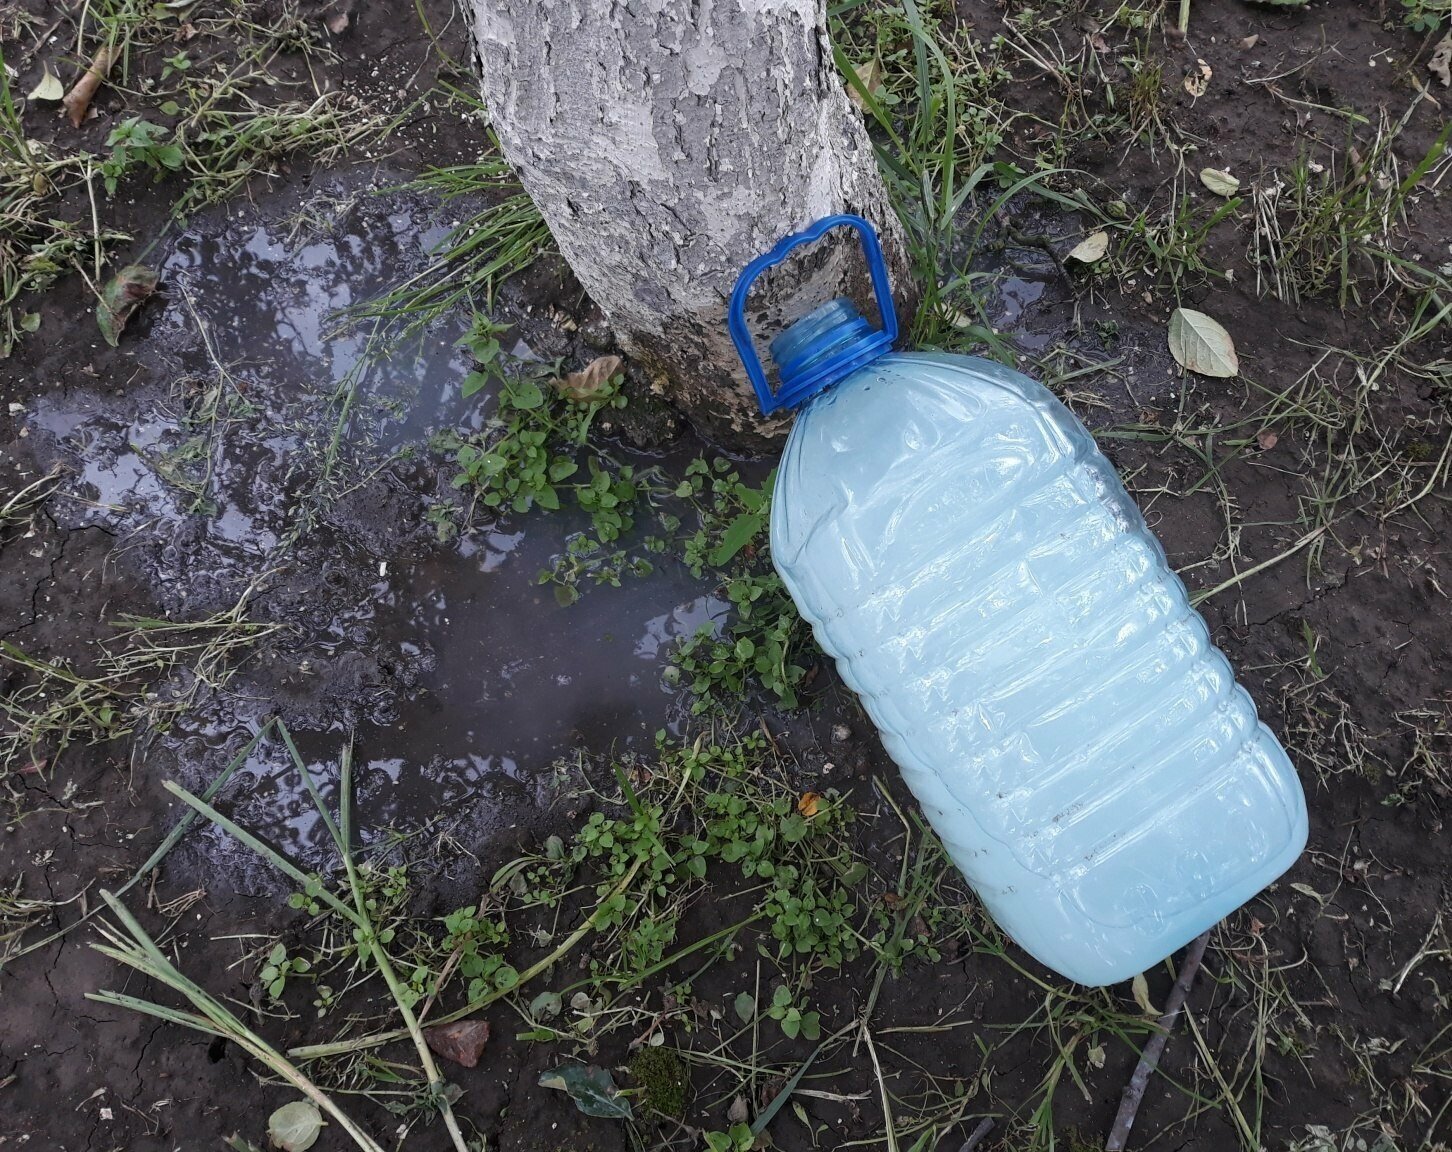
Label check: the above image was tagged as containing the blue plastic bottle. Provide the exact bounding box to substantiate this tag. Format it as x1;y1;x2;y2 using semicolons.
728;215;1307;986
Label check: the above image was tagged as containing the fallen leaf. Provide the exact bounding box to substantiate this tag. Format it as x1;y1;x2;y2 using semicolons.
27;66;64;102
97;265;159;347
734;991;755;1022
1168;307;1239;378
1199;168;1240;197
1131;972;1160;1017
1066;230;1110;263
727;1095;751;1125
797;792;822;819
539;1063;634;1119
1240;34;1259;50
1183;58;1212;98
1256;428;1279;450
424;1020;490;1068
267;1100;323;1152
63;46;115;128
846;56;883;109
530;990;562;1019
1430;33;1451;89
554;353;622;401
325;11;350;34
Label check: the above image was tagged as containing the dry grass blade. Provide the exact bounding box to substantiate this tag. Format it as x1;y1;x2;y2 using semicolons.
87;890;387;1152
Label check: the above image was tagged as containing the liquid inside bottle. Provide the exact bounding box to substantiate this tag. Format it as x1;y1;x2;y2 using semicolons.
768;297;1308;985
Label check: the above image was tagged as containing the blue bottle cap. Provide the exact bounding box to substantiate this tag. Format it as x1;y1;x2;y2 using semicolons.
728;214;898;415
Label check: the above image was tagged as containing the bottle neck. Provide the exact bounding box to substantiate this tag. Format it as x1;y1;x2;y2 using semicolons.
767;298;892;410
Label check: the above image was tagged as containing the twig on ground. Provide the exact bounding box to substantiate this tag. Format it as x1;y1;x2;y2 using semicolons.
1106;930;1212;1150
959;1116;995;1151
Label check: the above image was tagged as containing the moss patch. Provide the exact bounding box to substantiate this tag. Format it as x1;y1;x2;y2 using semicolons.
629;1045;689;1119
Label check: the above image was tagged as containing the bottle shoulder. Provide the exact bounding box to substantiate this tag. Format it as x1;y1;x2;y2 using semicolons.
779;349;1096;502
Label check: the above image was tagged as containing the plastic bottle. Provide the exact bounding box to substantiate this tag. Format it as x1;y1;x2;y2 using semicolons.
728;215;1307;986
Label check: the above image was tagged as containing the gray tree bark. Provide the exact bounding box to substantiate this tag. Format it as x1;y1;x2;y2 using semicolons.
465;0;912;447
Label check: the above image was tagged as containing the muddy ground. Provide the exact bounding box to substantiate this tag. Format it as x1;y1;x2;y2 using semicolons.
2;1;1451;1150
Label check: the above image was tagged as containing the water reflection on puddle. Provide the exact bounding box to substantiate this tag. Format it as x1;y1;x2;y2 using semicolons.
29;185;728;869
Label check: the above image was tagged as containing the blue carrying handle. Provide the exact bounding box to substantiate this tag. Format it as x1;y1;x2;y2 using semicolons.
728;214;898;413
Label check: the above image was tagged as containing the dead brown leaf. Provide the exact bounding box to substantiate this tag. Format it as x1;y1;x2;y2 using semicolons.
97;265;159;347
846;56;883;109
1431;33;1451;89
325;11;350;34
1240;34;1259;50
62;46;115;128
424;1020;490;1068
1183;58;1212;98
1257;428;1279;451
797;792;822;819
554;354;623;401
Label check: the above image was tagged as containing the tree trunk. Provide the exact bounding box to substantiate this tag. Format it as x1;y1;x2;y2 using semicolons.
465;0;912;448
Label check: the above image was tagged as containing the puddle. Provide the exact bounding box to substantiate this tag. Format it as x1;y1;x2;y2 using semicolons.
28;179;726;874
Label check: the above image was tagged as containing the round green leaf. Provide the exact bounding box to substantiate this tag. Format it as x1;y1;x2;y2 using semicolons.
267;1100;324;1151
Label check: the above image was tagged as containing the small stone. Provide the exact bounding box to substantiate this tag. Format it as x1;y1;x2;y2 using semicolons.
424;1020;489;1068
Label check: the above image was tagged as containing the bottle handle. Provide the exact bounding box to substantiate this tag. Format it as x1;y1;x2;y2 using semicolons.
727;213;899;413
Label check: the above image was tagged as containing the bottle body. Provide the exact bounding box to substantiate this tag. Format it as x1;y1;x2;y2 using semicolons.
772;350;1307;985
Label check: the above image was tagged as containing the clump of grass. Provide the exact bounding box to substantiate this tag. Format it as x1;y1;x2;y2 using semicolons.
0;7;389;359
0;578;278;779
434;314;646;548
342;151;553;350
1253;104;1451;307
0;465;66;531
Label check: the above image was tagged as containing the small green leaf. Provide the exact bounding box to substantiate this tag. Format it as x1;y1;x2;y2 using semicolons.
267;1100;323;1151
709;513;763;568
503;378;545;410
530;990;563;1020
734;991;755;1022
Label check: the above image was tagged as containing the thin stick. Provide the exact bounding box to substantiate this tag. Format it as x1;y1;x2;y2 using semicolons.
959;1117;995;1151
1105;931;1211;1150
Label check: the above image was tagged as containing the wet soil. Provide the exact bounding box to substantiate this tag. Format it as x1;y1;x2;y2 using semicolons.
3;1;1451;1150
